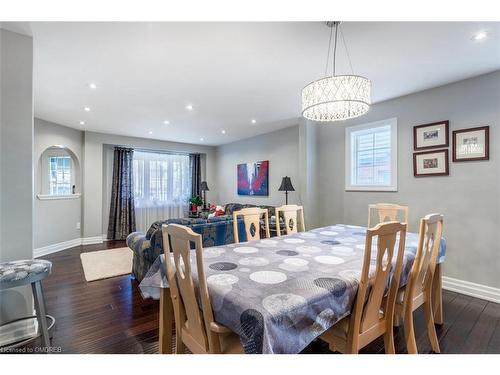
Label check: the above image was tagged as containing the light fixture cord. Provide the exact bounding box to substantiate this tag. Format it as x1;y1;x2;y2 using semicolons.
340;24;355;74
324;25;334;77
332;22;338;76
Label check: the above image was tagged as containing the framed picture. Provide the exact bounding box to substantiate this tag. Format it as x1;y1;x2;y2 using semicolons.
413;120;449;151
413;149;449;177
452;126;489;162
237;160;269;196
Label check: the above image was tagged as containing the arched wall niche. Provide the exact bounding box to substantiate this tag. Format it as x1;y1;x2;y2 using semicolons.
37;145;81;199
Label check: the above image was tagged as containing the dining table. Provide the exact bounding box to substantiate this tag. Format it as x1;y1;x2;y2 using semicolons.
139;223;446;354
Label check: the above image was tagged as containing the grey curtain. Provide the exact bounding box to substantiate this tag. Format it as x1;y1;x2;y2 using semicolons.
190;153;201;197
107;147;136;240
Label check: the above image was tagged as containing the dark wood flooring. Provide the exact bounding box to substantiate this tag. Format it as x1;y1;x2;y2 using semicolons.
22;241;500;354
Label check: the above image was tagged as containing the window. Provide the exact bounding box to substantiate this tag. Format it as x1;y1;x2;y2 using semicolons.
49;155;72;195
345;118;397;191
38;146;79;200
133;151;191;207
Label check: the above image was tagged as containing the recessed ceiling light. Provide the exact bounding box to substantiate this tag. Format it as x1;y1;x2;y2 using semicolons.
84;106;91;112
200;137;204;142
79;121;85;125
185;104;193;111
251;119;257;124
163;120;170;125
472;31;488;41
148;131;153;135
221;130;226;134
88;83;97;89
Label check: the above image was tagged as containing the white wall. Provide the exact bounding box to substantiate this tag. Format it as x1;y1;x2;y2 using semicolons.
34;118;83;249
316;70;500;289
0;29;34;331
215;125;301;207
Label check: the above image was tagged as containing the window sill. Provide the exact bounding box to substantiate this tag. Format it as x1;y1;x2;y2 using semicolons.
37;194;81;201
345;186;398;192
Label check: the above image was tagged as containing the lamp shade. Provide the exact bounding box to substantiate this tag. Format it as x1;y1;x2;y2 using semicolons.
278;176;295;192
200;181;210;191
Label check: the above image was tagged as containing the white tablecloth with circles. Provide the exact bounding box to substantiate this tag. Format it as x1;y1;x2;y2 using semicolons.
139;224;446;354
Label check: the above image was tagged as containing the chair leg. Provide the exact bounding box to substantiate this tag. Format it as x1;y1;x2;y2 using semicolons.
345;331;358;354
403;308;417;354
423;298;441;353
175;329;185;354
32;281;51;350
432;265;443;325
383;329;395;354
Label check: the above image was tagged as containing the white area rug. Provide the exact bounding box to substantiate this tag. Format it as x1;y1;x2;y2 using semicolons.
80;247;133;282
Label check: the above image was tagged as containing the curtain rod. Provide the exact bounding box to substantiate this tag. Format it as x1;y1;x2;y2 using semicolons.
112;145;201;157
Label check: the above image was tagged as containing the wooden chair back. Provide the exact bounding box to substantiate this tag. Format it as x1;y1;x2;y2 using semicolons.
275;204;305;236
232;207;270;243
349;221;407;351
368;203;409;228
162;224;221;354
404;214;444;310
398;213;444;354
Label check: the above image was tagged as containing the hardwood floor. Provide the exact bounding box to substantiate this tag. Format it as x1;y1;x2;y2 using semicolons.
23;241;500;354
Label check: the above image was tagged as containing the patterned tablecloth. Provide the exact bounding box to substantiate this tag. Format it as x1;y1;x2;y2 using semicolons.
139;224;446;354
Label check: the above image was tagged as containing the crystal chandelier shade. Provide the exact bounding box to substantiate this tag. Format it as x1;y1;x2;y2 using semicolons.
302;22;371;122
302;75;371;121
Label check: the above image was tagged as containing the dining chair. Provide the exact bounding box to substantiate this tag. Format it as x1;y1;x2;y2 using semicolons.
319;221;407;354
275;204;305;236
232;207;270;243
162;224;244;354
395;213;444;354
368;203;409;228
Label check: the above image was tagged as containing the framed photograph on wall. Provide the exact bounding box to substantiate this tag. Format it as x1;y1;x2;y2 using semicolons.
453;126;489;162
413;149;449;177
413;120;449;151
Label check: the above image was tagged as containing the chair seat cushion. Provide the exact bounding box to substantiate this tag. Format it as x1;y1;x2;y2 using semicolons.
0;259;52;287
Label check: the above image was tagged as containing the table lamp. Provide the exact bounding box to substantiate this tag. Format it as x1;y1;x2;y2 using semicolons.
278;176;294;205
200;181;209;210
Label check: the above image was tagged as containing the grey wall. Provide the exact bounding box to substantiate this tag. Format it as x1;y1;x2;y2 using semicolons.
0;29;34;327
215;125;301;208
81;131;217;239
316;70;500;289
34;118;83;249
298;119;319;229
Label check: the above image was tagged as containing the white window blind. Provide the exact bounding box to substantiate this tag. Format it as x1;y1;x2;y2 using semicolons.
132;151;192;232
345;118;397;191
133;151;191;207
49;156;72;195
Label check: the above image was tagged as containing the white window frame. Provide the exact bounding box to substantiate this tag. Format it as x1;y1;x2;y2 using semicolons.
345;117;398;192
39;148;77;196
133;151;192;208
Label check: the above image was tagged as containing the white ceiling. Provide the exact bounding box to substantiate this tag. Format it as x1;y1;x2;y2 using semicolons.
10;22;500;145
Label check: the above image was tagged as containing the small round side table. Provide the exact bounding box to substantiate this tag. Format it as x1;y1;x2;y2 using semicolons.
0;259;55;351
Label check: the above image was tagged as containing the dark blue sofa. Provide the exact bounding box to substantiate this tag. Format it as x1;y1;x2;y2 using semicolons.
126;216;246;281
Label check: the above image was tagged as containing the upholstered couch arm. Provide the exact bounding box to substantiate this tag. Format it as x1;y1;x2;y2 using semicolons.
126;232;153;258
127;232;157;281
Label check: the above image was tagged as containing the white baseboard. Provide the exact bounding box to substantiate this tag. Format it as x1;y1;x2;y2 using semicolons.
34;238;83;258
442;276;500;304
81;236;104;245
34;236;104;258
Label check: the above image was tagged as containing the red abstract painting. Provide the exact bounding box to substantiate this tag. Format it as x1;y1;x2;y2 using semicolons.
237;160;269;196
